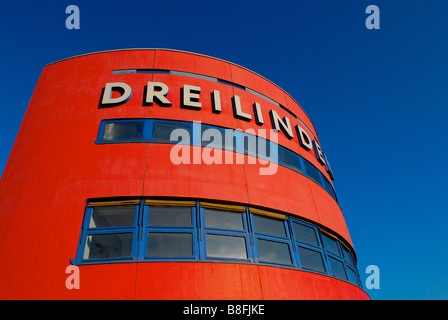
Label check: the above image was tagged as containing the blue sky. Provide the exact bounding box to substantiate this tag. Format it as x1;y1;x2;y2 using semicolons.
1;0;447;300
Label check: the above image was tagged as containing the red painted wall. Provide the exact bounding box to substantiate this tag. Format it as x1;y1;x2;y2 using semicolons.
0;49;368;299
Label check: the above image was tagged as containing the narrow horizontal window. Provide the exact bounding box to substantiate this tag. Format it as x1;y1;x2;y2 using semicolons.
152;121;191;142
303;159;323;186
278;147;302;173
97;119;338;202
206;234;247;259
102;121;144;141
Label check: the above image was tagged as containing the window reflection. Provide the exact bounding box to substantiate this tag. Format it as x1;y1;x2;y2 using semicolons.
83;233;133;260
147;233;192;257
257;239;292;265
206;234;247;259
103;121;144;141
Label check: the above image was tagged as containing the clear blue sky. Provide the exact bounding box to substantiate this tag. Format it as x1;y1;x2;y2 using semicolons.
1;0;447;300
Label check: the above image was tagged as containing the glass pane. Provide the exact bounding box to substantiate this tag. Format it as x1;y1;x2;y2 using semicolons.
322;234;341;257
148;206;192;227
152;121;191;142
346;267;359;286
206;234;247;259
204;208;244;231
201;125;228;150
257;239;292;265
292;222;319;246
83;233;133;260
298;246;326;272
253;215;286;238
329;257;347;280
342;246;355;266
303;160;322;186
322;176;337;200
89;205;136;228
147;233;193;257
102;121;144;141
278;147;302;173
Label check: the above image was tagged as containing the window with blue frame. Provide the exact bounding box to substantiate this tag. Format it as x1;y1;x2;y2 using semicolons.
201;203;251;261
291;220;326;273
75;199;362;287
95;118;338;202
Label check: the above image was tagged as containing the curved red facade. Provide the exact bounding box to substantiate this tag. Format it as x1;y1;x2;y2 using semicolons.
0;49;369;299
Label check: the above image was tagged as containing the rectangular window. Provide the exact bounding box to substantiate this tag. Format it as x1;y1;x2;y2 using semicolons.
303;159;323;186
292;221;319;247
89;205;136;228
147;206;192;227
147;233;193;257
145;205;196;260
83;233;133;260
152;121;191;142
322;233;341;257
204;208;244;231
328;256;347;280
206;234;247;259
253;214;286;238
252;213;293;266
278;147;302;173
102;121;144;141
297;246;326;273
257;239;292;265
79;204;139;262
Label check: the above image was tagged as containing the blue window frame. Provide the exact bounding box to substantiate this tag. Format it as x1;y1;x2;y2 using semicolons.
76;201;141;263
290;219;326;273
200;204;252;262
250;212;295;267
142;203;198;261
95;118;338;202
74;199;362;287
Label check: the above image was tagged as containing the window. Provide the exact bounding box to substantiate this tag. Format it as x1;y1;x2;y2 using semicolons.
202;205;250;261
321;232;360;285
291;220;326;273
102;121;144;142
78;202;139;262
278;147;302;174
145;205;196;259
75;199;361;287
152;121;191;143
251;213;294;266
303;159;323;186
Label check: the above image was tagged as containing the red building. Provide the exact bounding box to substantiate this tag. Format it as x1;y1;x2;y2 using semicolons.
0;49;369;299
